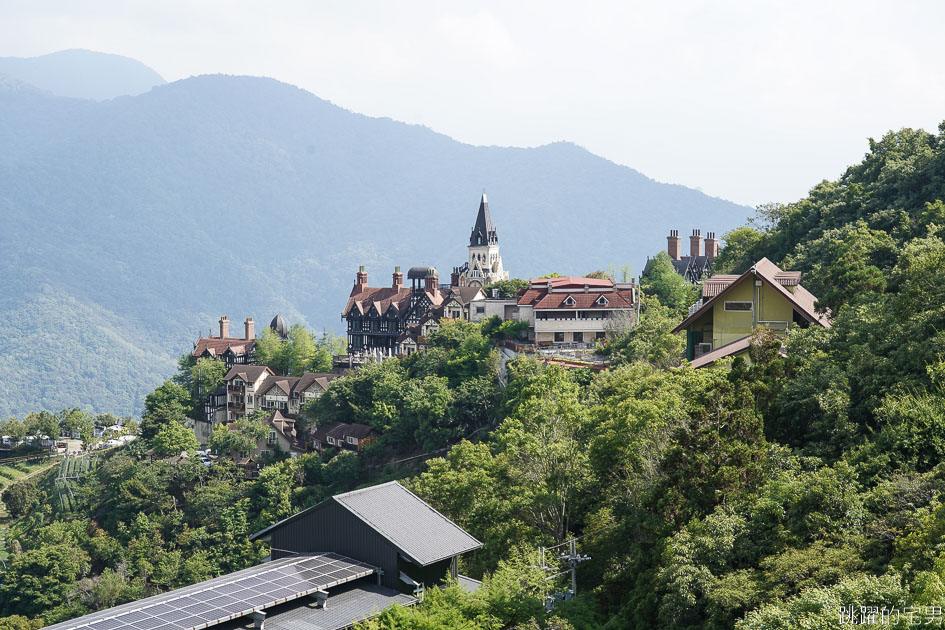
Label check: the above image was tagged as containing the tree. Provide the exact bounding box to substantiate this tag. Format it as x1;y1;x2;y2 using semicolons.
140;381;192;439
713;226;765;274
0;544;91;617
254;326;291;375
605;296;685;368
484;278;528;298
208;417;267;457
3;479;38;517
640;251;700;315
24;410;60;443
187;357;228;404
2;417;28;445
151;421;199;457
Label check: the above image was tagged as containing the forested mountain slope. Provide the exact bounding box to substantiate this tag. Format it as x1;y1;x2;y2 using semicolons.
4;123;945;630
0;64;748;417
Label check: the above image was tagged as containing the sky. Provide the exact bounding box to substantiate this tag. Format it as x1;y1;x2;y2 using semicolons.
2;0;944;208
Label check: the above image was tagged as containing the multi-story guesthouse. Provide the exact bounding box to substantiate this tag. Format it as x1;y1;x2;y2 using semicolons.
452;193;509;288
516;276;637;345
672;257;831;367
643;229;720;283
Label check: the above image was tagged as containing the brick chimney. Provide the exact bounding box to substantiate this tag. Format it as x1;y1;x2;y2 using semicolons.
244;317;255;341
705;232;719;259
690;229;703;258
667;230;682;260
451;269;460;287
392;266;403;290
424;270;438;295
355;265;368;290
219;316;229;338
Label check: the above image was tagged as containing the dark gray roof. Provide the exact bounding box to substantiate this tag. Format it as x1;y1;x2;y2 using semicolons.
270;314;289;339
469;193;497;246
218;581;418;630
250;482;482;565
407;265;437;279
333;481;482;565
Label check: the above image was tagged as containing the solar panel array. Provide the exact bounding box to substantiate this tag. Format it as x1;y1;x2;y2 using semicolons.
44;552;376;630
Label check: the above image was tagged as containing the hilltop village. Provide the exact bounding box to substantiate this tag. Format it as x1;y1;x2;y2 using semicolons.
184;193;829;468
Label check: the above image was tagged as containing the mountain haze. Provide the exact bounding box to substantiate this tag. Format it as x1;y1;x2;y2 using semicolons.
0;49;165;100
0;59;751;418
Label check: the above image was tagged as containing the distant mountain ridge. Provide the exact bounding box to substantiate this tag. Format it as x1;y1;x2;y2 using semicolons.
0;55;751;418
0;49;164;100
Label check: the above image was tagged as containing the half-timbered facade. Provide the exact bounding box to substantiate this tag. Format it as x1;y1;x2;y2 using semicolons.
342;266;445;357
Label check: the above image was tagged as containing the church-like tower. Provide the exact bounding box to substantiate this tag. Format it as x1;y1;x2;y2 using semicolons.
457;193;508;288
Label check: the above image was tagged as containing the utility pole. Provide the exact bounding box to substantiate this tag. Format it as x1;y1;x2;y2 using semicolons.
537;536;591;612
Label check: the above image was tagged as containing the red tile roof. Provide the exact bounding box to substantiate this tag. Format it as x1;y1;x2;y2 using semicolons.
193;337;255;358
518;277;635;310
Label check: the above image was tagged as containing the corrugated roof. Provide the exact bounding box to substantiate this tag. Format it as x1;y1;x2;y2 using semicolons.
333;482;482;565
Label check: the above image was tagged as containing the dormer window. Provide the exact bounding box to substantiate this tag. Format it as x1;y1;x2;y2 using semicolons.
562;295;576;306
595;295;609;306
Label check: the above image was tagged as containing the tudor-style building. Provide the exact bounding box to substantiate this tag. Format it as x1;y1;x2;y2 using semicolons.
453;193;509;288
672;257;831;367
342;266;446;357
643;229;720;283
192;316;257;367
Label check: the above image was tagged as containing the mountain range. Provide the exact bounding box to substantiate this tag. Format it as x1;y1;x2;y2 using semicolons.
0;51;751;418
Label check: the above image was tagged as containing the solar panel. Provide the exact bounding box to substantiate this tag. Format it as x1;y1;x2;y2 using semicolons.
44;552;376;630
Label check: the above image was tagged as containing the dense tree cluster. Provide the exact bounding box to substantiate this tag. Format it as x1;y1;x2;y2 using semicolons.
4;124;945;628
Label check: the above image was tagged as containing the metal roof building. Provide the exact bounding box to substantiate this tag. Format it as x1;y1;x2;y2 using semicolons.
250;481;482;592
42;481;483;630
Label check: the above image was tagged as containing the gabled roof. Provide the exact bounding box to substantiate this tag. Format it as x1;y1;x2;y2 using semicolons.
193;337;255;358
673;258;831;333
224;365;274;383
294;372;338;395
250;481;482;565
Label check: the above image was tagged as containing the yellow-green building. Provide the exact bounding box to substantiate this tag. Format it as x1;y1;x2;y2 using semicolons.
673;258;830;368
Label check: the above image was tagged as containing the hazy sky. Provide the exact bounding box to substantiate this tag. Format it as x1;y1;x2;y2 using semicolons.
2;1;944;207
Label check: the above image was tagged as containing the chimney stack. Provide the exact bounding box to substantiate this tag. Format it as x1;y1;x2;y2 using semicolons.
355;265;368;289
219;316;229;338
392;266;403;290
705;232;719;259
424;270;438;295
690;229;703;258
244;317;255;341
667;230;682;260
451;269;460;287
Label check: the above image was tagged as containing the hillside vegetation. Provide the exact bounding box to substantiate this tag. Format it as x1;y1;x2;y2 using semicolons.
5;117;945;630
0;56;748;418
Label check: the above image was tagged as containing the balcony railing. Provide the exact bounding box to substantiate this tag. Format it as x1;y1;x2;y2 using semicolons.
227;385;245;393
688;299;704;317
228;402;245;411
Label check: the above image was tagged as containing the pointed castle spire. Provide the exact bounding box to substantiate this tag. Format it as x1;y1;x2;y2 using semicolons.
469;192;497;247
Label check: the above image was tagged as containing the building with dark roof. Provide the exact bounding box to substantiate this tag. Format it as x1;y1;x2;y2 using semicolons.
453;193;509;288
673;257;831;366
312;422;378;453
643;229;719;283
43;482;479;630
342;266;445;358
250;481;482;594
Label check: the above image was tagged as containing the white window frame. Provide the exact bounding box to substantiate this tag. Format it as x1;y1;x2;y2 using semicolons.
562;295;576;306
595;295;609;306
724;301;753;312
347;435;357;445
